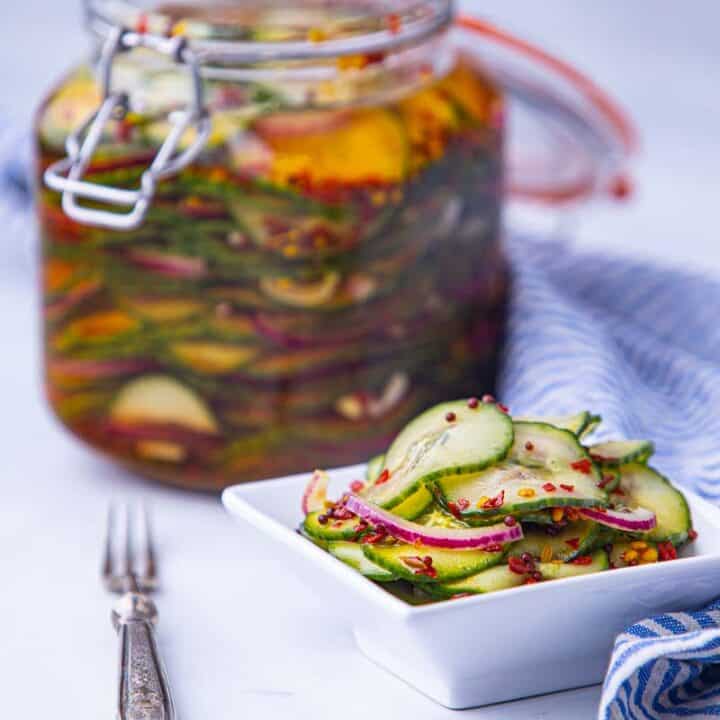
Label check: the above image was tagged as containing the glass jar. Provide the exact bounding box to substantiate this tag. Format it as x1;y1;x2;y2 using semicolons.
37;1;633;490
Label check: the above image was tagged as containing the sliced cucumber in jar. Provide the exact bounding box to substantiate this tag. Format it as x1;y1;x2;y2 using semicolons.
589;440;654;467
436;462;608;523
328;541;396;581
362;400;513;509
615;464;691;544
362;542;504;583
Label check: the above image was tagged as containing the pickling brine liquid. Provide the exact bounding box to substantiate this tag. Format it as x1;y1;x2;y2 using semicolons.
37;53;507;490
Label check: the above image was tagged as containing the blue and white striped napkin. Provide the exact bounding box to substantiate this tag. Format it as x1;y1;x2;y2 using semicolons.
499;237;720;718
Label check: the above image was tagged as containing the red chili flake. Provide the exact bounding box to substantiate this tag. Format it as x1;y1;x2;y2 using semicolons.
481;394;495;404
542;482;557;492
375;469;391;485
135;13;149;34
570;458;593;475
598;474;615;489
416;566;438;579
658;541;678;561
508;555;531;575
524;577;539;585
467;397;479;409
387;12;402;34
497;403;509;414
447;501;461;518
332;520;345;528
572;555;593;565
688;529;698;541
589;453;609;463
559;484;575;493
456;497;470;511
445;411;457;422
350;480;365;493
485;543;504;552
614;488;626;496
423;556;433;567
565;507;580;521
482;490;505;509
524;441;535;451
565;537;581;550
360;532;386;544
504;515;517;527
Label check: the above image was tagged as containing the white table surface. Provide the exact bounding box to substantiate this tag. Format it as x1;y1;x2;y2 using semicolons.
2;2;719;719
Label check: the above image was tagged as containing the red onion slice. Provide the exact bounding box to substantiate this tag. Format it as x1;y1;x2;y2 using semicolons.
345;494;523;549
579;506;656;532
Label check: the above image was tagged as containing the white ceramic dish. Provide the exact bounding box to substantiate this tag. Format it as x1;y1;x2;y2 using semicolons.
222;463;720;709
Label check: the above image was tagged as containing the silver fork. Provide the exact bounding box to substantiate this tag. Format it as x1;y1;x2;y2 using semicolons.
103;504;176;720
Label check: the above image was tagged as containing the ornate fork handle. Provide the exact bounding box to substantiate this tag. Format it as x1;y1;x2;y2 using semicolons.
113;593;175;720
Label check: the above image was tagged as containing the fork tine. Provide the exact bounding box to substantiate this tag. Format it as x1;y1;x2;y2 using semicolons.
102;503;115;583
122;503;133;578
142;504;157;582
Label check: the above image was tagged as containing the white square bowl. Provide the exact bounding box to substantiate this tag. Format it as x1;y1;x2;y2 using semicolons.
222;464;720;709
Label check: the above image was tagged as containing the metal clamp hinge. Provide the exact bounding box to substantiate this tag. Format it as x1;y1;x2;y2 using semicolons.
44;27;211;231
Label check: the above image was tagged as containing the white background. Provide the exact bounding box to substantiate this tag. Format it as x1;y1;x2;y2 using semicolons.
1;2;718;718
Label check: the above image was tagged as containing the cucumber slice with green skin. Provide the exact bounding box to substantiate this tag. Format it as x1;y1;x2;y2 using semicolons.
390;486;434;521
579;414;602;439
588;440;654;467
608;541;659;568
512;521;600;562
510;422;597;474
616;464;691;544
432;549;608;596
437;463;608;523
365;454;386;483
303;512;362;541
363;543;504;583
362;400;513;509
515;412;594;437
328;541;396;581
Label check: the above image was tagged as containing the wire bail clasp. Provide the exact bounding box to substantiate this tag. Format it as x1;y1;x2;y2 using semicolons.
44;27;211;231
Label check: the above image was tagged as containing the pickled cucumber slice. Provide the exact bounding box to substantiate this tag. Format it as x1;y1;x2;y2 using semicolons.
616;464;691;544
363;543;504;583
390;486;434;521
589;440;654;467
109;375;219;435
437;463;607;522
433;550;609;596
515;411;596;437
170;342;258;375
510;422;596;472
365;454;385;483
303;512;360;542
511;521;600;562
363;400;513;508
328;541;396;581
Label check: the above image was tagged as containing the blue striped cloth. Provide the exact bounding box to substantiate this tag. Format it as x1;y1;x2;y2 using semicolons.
499;237;720;718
